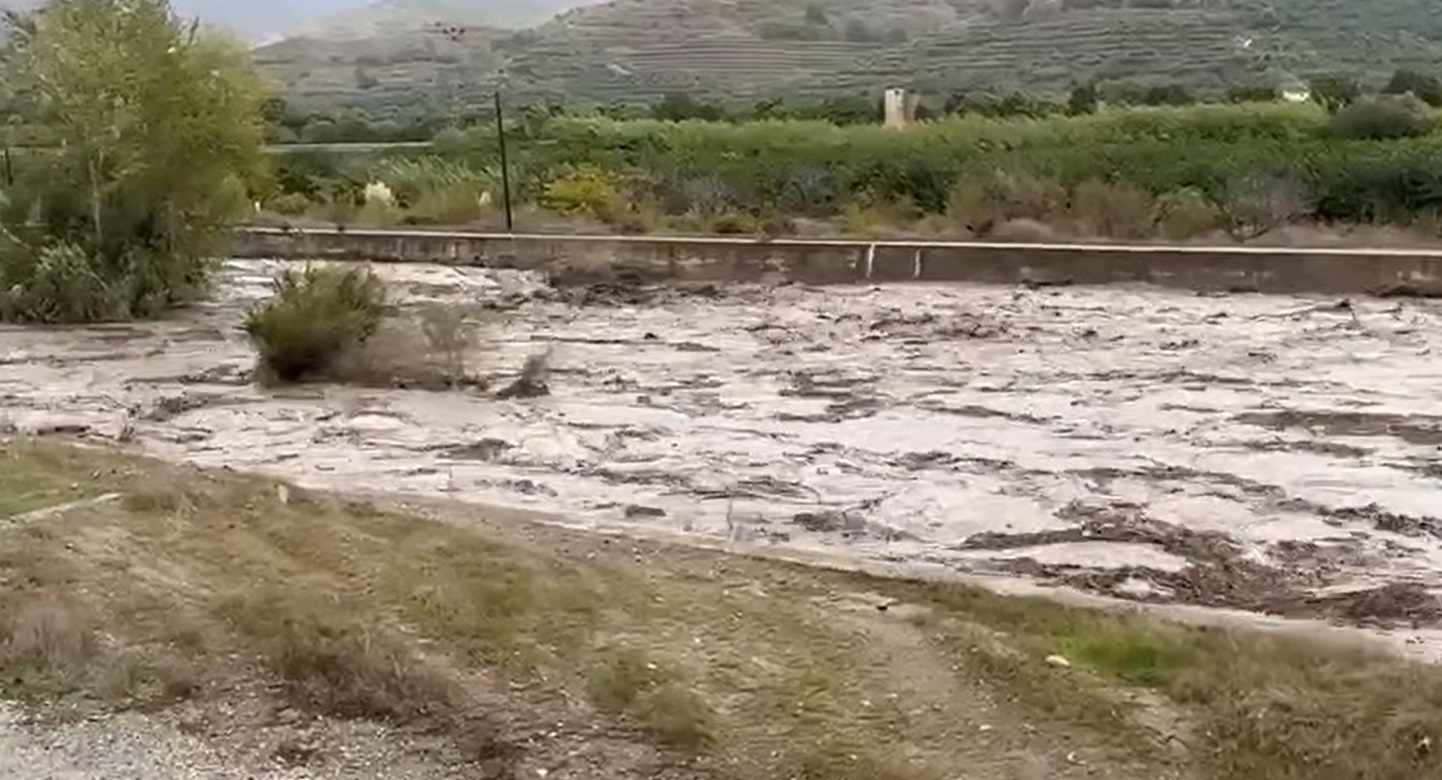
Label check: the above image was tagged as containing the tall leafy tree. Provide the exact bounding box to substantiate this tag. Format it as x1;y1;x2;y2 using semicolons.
0;0;268;322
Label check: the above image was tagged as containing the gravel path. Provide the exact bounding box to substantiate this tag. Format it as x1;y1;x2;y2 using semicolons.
0;704;461;780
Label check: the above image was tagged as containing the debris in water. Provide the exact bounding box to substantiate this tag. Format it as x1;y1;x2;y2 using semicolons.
497;350;551;399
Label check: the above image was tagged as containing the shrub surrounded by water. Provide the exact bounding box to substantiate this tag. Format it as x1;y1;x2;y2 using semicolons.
245;265;388;384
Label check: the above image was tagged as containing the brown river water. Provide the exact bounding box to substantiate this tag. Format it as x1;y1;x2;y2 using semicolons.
5;259;1442;649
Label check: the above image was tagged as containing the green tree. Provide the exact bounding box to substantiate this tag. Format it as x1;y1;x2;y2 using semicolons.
1382;69;1442;107
1331;94;1437;140
652;93;726;122
1141;84;1193;106
1067;81;1099;115
0;0;268;323
1226;84;1277;103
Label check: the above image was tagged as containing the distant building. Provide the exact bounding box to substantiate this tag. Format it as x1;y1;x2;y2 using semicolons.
1281;85;1312;103
884;87;919;128
1278;74;1311;103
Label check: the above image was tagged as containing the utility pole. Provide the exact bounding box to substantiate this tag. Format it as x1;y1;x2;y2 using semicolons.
429;22;514;232
493;90;513;232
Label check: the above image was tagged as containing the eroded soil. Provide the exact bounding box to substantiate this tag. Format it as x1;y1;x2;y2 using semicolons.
5;260;1442;640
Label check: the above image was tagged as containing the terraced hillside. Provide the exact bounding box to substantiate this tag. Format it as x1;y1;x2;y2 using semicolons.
256;0;1442;112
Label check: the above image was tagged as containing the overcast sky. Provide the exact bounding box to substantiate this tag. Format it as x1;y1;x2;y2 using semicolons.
168;0;362;42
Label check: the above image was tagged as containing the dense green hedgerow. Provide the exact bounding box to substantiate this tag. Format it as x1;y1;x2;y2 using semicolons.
271;100;1442;239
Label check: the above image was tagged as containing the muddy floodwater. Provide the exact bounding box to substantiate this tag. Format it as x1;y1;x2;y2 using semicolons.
6;259;1442;638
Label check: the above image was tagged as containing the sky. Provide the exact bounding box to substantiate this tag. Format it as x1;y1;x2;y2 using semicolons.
168;0;363;42
3;0;598;44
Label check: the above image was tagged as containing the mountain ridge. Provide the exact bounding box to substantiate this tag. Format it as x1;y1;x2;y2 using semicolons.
254;0;1442;115
8;1;1442;114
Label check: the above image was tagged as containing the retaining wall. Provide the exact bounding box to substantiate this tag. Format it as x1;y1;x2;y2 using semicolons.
234;227;1442;296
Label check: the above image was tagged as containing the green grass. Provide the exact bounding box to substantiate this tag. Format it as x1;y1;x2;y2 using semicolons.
0;442;132;517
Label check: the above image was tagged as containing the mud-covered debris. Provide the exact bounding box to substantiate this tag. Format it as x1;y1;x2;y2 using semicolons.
28;422;90;436
941;314;1010;339
868;310;1009;340
792;510;865;534
623;505;667;519
1302;582;1442;627
546;263;735;307
388;373;490;392
496;352;551;400
178;364;252;385
443;438;513;462
142;393;212;422
897;451;960;470
1330;503;1442;540
1160;338;1200;351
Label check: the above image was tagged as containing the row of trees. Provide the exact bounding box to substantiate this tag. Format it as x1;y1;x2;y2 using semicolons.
268;95;1442;246
266;67;1442;146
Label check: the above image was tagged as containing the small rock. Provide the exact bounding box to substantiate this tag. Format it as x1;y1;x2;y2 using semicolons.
1046;654;1071;668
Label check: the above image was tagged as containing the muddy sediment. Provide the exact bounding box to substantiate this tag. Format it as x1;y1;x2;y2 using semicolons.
4;259;1442;630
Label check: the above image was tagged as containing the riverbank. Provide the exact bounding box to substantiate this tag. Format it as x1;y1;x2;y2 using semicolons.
2;438;1440;780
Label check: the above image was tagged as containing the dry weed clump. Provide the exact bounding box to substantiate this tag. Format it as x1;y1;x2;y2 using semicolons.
496;350;551;399
1153;187;1223;240
0;601;98;676
946;169;1068;236
418;304;477;381
340;308;487;391
587;647;714;751
1070;179;1156;239
220;592;460;722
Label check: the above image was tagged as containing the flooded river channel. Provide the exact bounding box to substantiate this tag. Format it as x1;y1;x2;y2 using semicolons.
5;259;1442;635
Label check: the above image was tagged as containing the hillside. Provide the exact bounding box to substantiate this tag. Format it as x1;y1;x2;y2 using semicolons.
255;0;1442;114
295;0;605;39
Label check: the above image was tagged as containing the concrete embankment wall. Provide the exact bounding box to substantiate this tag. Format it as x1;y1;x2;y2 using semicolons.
234;227;1442;296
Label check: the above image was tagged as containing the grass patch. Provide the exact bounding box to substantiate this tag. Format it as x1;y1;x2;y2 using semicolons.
587;646;713;751
220;591;460;721
2;438;1442;780
783;743;940;780
0;442;130;517
900;578;1442;780
0;600;100;689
